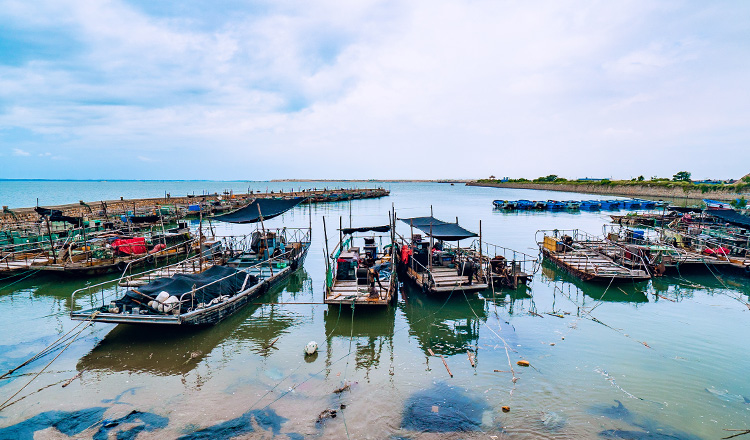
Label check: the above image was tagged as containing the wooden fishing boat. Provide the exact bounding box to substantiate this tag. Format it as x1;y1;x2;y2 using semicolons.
70;197;311;326
546;200;565;210
396;216;488;294
324;222;397;307
536;229;651;283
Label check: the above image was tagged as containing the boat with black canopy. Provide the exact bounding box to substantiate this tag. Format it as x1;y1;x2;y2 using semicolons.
70;197;311;326
396;215;489;294
324;218;397;307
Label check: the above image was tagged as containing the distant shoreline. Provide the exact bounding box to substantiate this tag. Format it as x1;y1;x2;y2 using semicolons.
270;179;471;183
468;181;749;202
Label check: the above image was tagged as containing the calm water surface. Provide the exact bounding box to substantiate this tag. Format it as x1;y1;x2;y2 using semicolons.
0;182;748;439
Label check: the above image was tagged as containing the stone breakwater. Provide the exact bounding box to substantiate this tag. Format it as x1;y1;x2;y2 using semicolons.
467;182;749;202
1;188;389;226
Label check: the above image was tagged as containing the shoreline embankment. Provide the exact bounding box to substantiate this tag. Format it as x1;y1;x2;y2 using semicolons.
467;181;749;202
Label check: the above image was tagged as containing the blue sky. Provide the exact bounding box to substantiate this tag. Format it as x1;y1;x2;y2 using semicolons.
1;0;749;180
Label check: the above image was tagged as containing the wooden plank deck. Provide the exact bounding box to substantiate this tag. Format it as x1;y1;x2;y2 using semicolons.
325;279;393;306
542;247;650;281
407;266;488;293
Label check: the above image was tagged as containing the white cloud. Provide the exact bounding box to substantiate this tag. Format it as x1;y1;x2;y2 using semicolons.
0;0;748;179
13;148;31;156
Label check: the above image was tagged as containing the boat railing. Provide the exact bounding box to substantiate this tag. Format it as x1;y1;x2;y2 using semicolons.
574;229;651;275
654;226;747;261
117;237;200;279
602;225;696;266
466;239;539;275
177;246;300;314
536;229;644;277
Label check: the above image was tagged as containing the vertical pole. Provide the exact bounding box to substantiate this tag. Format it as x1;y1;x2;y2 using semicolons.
323;216;330;296
45;216;57;264
429;221;433;273
199;206;204;270
257;203;273;276
479;220;483;281
339;216;343;252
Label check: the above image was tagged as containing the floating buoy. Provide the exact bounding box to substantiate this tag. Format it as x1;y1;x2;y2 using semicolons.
502;406;510;412
305;341;318;355
517;360;530;367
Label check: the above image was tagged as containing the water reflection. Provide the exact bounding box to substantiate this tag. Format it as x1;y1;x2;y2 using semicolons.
542;261;649;304
401;283;486;357
481;284;535;316
323;304;395;379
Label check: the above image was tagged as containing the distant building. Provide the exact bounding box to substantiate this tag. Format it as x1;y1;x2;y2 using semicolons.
694;179;723;185
577;177;605;181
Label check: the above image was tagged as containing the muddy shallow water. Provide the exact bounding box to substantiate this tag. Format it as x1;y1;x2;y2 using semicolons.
0;181;748;439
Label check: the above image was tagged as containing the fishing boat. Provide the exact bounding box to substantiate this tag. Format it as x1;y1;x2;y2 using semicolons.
536;229;651;283
396;216;488;294
70;197;311;325
564;201;580;210
703;199;733;210
599;200;621;210
324;221;397;306
621;199;641;210
638;199;657;210
546;200;565;210
602;225;726;275
580;200;601;210
533;201;547;210
516;200;535;210
492;200;518;210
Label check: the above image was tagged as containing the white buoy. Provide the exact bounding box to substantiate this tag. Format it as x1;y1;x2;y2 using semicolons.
304;341;318;355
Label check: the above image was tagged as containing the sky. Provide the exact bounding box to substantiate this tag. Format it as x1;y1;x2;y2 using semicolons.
0;0;749;181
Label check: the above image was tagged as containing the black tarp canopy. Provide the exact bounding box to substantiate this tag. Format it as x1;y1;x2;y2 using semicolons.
212;197;305;224
122;265;253;307
706;209;750;228
400;216;478;241
34;207;83;227
340;225;391;234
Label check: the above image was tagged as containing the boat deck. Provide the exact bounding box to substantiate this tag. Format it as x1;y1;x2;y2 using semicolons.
407;266;488;294
542;247;650;282
325;279;394;306
0;256;51;272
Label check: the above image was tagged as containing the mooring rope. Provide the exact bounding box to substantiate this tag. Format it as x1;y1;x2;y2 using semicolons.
0;312;99;412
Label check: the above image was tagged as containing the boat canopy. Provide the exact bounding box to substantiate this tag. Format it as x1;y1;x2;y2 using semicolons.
399;216;478;241
340;225;391;234
706;209;750;228
34;206;83;227
213;197;305;224
121;265;250;307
